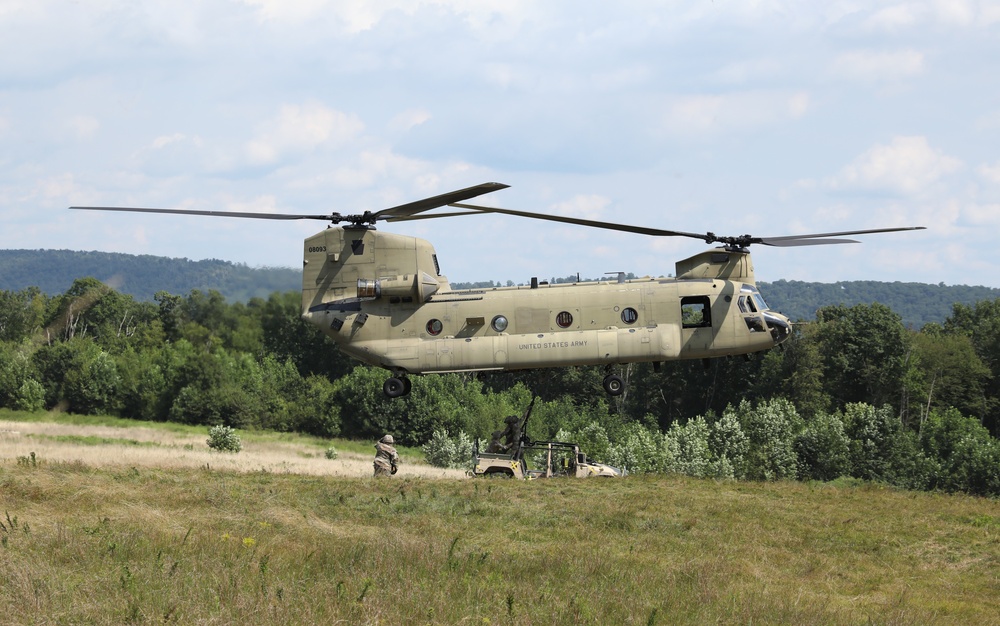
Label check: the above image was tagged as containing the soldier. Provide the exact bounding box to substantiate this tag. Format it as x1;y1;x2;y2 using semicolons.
373;434;399;477
485;430;509;454
500;414;522;456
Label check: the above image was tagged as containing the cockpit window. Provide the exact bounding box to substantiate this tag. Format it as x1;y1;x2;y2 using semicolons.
752;293;769;312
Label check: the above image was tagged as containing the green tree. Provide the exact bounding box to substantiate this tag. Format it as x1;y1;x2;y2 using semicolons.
260;291;353;379
907;327;990;429
0;342;44;411
754;325;829;418
813;303;910;410
0;287;47;342
944;300;1000;434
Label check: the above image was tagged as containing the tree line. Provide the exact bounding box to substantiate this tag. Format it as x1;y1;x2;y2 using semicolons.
1;278;999;496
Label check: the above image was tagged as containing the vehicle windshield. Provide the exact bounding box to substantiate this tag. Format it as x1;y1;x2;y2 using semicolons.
752;292;769;312
741;285;771;312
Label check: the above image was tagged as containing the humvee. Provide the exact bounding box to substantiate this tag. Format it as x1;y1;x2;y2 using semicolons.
472;440;625;479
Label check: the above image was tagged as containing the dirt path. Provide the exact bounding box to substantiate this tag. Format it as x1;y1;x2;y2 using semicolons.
0;420;467;479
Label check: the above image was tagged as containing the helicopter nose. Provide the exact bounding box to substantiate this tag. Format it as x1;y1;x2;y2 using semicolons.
764;311;791;344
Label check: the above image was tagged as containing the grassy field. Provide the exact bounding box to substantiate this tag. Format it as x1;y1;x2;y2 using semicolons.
1;413;999;624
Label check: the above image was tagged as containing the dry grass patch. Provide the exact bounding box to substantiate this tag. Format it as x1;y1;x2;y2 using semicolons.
0;418;465;479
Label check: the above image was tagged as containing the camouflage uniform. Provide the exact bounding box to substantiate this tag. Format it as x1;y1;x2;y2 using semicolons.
373;435;399;477
485;430;509;454
501;414;522;455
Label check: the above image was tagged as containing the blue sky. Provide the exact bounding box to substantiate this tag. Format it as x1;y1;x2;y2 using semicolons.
2;1;999;287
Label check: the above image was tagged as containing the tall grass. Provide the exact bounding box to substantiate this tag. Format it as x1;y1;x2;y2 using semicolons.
2;457;999;624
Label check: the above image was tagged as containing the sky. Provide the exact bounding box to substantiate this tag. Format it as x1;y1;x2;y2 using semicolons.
2;0;1000;288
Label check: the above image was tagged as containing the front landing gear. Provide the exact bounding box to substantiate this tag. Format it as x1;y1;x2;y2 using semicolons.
383;375;412;398
602;373;625;396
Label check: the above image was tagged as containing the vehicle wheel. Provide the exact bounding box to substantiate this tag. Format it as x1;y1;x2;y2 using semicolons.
603;374;625;396
383;377;407;398
401;377;412;396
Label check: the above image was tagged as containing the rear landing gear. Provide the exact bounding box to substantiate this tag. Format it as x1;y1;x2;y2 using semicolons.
602;373;624;396
383;376;412;398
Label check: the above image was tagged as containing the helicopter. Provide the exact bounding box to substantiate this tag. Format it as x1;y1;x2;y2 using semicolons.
71;183;925;398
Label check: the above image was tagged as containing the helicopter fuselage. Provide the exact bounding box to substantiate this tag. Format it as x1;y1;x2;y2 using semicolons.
300;226;791;394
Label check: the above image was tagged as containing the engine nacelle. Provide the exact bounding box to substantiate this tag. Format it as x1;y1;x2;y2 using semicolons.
357;271;440;302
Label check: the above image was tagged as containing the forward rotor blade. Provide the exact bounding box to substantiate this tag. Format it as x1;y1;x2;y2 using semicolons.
759;237;860;247
372;182;509;220
449;202;712;241
69;206;331;220
385;209;487;223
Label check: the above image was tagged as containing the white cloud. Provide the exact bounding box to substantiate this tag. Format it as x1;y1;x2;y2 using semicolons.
862;4;920;31
827;136;961;195
239;0;533;32
931;0;975;26
963;202;1000;226
150;133;199;150
977;161;1000;184
830;49;924;82
549;194;612;221
388;109;432;133
245;102;364;166
710;57;784;86
659;90;811;136
66;115;100;141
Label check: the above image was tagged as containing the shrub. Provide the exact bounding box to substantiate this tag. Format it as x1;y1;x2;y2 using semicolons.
734;398;802;481
14;379;46;412
607;422;673;474
795;412;851;481
422;429;479;469
207;425;242;453
324;446;339;460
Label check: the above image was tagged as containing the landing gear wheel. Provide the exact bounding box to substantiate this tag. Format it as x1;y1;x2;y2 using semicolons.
602;374;625;396
383;377;408;398
402;377;412;396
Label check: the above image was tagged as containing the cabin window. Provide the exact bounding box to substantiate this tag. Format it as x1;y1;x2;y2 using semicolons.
621;307;638;325
681;296;712;328
556;311;574;328
426;319;443;336
491;315;509;332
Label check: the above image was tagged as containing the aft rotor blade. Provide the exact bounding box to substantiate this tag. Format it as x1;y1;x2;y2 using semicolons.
373;182;509;220
69;206;331;220
759;226;926;246
449;202;712;241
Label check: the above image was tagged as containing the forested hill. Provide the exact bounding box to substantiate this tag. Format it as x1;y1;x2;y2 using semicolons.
757;279;1000;328
0;249;301;302
2;249;1000;326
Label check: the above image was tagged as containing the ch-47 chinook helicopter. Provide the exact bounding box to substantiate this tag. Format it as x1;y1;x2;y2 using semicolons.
71;182;924;398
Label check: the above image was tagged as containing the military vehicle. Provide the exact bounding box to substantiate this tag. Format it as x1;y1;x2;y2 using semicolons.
472;440;625;479
471;397;624;479
72;183;924;398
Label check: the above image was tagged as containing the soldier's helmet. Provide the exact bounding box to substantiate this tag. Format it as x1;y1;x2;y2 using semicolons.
380;434;394;444
504;414;518;424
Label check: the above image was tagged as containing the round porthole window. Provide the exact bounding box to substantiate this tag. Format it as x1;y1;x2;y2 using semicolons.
621;307;638;325
556;311;574;328
491;315;509;332
426;319;443;336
